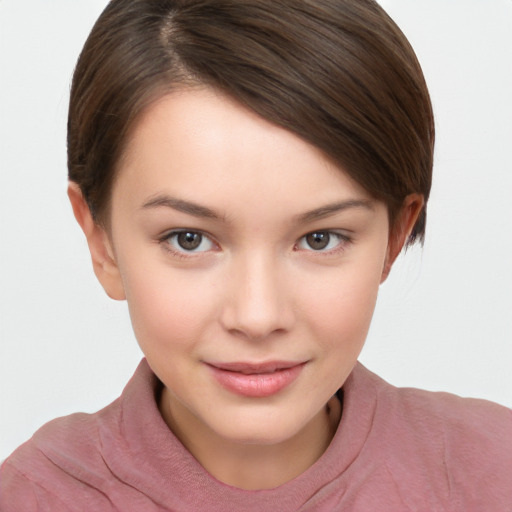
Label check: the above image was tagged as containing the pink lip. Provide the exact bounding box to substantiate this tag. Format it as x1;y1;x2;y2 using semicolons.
206;361;306;398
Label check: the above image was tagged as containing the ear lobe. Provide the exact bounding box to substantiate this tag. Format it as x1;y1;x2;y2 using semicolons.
381;193;424;283
67;182;126;301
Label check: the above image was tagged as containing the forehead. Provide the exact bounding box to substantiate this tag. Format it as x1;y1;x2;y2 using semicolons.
115;87;374;213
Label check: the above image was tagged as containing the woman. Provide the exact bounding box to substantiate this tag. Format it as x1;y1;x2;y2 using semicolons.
1;1;511;510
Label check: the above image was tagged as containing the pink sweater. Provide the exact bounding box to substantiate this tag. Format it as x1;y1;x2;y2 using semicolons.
1;359;511;511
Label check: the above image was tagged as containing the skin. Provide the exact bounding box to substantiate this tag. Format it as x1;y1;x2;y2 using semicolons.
69;87;422;490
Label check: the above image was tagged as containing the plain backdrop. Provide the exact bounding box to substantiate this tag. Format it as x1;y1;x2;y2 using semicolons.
1;0;511;461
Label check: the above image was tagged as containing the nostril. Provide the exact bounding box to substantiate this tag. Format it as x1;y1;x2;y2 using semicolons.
220;302;292;341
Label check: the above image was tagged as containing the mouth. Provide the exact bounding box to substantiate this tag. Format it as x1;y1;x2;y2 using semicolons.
208;361;303;374
205;361;307;397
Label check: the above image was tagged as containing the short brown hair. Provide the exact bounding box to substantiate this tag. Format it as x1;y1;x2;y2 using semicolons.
68;0;434;244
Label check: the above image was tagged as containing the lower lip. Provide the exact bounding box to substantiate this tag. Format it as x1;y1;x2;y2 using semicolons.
207;363;306;398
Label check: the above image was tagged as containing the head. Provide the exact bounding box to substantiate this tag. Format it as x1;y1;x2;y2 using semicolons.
68;0;433;241
67;0;434;485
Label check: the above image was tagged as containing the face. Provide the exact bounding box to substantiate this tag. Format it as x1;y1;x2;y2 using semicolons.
94;88;397;449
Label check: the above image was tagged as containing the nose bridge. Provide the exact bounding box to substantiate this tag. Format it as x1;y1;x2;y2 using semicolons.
221;249;291;340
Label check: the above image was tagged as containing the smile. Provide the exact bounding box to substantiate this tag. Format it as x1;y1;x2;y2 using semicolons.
205;361;307;397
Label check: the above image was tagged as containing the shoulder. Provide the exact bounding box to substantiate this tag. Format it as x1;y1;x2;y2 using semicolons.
0;406;120;511
0;360;158;510
352;362;512;443
351;363;512;508
375;370;512;454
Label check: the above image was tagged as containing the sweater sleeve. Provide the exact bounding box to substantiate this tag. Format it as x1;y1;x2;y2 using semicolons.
0;417;116;512
1;460;42;512
0;449;116;512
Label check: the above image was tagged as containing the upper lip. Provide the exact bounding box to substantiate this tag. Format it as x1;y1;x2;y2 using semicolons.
206;361;306;374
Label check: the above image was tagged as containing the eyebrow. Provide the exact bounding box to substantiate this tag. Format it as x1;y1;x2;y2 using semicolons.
296;199;374;223
141;195;221;219
141;194;373;223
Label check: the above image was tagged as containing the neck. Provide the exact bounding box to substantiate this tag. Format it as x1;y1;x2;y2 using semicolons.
159;389;341;490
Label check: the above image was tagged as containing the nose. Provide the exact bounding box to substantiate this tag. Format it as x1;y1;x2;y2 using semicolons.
220;253;294;341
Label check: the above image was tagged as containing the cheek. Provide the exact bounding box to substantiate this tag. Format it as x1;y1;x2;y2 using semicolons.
120;262;219;353
300;258;384;348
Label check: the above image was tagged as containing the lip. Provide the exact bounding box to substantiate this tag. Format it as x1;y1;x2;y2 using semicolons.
206;361;307;398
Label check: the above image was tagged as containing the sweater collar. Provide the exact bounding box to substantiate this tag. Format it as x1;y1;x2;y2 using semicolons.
100;358;378;511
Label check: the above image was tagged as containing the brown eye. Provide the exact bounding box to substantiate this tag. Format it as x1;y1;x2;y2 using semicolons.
164;231;215;253
296;231;349;253
305;232;330;250
177;232;203;250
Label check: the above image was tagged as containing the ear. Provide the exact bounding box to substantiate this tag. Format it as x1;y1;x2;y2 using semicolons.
67;182;126;300
381;193;424;283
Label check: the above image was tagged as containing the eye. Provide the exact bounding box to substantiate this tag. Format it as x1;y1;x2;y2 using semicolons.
164;230;215;253
297;231;348;252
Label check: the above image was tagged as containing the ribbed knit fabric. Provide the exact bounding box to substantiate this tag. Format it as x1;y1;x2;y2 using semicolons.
1;359;511;511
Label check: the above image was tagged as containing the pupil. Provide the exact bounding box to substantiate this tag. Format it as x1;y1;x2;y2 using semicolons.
306;232;329;250
177;232;202;250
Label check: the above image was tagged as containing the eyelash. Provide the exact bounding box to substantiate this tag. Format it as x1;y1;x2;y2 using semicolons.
158;229;218;258
295;231;352;255
158;229;352;258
